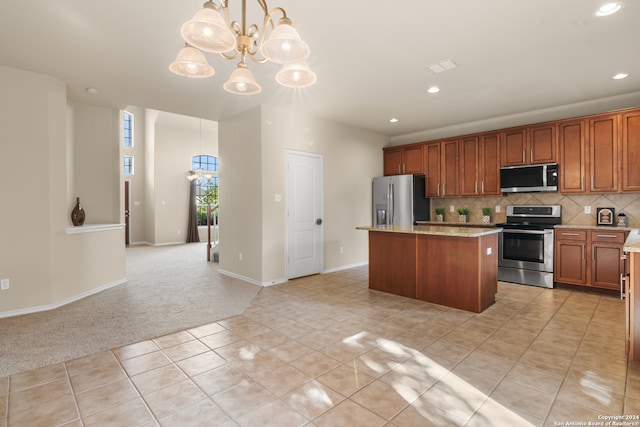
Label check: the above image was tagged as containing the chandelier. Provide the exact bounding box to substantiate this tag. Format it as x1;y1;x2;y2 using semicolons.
170;0;316;95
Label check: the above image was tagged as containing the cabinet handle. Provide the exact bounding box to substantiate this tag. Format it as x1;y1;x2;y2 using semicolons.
482;181;485;193
437;183;440;196
522;150;525;163
398;164;401;174
475;182;478;194
596;234;618;238
561;232;581;236
591;175;594;190
581;176;584;190
621;273;626;299
530;150;533;163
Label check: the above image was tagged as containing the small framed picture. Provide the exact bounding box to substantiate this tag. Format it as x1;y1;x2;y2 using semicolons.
597;207;615;226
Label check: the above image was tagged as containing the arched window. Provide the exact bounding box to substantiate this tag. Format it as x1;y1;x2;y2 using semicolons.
192;155;219;226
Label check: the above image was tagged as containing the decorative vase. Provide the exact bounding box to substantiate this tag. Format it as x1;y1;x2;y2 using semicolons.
459;215;467;223
71;197;86;226
436;214;444;222
482;215;491;224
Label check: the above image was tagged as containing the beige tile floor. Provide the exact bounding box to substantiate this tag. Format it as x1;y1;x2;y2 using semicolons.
1;266;637;426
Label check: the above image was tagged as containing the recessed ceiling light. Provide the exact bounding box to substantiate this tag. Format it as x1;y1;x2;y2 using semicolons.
612;73;629;80
85;87;100;95
427;86;440;94
389;117;399;123
595;2;624;17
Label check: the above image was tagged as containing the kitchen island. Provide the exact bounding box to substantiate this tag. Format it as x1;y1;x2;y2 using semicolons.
357;225;501;313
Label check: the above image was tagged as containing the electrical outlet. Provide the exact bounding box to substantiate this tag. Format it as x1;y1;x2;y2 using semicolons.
584;206;592;214
450;205;455;213
495;205;501;213
1;279;9;290
239;253;243;262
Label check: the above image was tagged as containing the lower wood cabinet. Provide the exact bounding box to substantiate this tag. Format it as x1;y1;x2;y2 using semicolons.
555;228;628;291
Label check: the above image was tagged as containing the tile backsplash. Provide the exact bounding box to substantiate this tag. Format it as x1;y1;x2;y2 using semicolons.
432;192;640;227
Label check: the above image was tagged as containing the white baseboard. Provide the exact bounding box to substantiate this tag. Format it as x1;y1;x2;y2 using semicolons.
323;261;368;274
218;269;286;287
0;278;127;319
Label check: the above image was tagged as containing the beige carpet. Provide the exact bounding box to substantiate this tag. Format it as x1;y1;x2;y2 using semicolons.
0;243;260;377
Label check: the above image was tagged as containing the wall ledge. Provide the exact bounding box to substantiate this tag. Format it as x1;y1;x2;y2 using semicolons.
65;223;125;234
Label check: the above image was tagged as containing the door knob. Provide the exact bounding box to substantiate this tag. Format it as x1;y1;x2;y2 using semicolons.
316;218;323;225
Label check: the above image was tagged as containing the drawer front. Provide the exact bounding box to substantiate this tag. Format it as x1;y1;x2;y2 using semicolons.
556;229;587;241
590;230;626;243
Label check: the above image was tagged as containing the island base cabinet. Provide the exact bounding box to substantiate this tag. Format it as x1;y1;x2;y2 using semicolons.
416;234;498;313
629;252;640;362
368;232;417;298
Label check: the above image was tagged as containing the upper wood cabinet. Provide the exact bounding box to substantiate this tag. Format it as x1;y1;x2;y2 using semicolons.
383;144;423;176
558;120;588;193
460;136;480;196
479;133;501;195
589;113;619;193
385;106;639;197
460;133;501;196
501;125;556;166
558;114;618;194
622;110;640;191
424;140;459;197
529;124;557;164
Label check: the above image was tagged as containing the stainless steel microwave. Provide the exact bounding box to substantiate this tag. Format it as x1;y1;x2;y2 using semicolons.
500;163;558;193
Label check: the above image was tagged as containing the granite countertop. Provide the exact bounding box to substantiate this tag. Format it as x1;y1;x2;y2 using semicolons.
356;225;501;238
624;229;640;253
416;221;497;227
555;224;634;231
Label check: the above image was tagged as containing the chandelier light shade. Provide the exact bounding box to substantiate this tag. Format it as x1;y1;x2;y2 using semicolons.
180;5;236;53
276;62;316;88
170;0;315;95
260;20;310;64
169;45;215;78
223;65;262;95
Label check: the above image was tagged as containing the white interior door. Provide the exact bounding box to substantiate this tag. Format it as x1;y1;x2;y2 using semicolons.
286;150;323;279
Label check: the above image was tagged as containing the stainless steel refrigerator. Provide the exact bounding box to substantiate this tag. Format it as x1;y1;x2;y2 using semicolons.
372;174;430;226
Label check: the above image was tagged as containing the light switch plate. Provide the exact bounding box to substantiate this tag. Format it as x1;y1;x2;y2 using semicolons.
1;279;9;290
584;206;592;214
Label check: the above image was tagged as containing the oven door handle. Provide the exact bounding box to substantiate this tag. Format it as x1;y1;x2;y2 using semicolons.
501;229;552;235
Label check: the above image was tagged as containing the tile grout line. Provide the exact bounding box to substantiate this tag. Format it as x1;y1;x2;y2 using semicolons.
63;362;86;427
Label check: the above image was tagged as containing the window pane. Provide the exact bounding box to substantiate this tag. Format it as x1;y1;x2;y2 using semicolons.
123;111;133;147
192;155;218;172
124;156;133;174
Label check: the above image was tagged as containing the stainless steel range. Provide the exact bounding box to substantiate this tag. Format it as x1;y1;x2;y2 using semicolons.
496;205;562;288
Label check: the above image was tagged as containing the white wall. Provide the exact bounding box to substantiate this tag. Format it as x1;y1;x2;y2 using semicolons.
219;105;387;285
0;66;125;316
149;111;219;246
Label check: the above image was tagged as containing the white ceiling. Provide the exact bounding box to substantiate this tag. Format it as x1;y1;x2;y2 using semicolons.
1;0;638;139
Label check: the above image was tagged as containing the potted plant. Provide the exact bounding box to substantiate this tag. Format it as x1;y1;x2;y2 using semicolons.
482;207;492;224
458;208;469;223
435;208;445;222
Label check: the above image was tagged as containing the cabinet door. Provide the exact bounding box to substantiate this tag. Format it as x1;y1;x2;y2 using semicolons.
441;140;459;196
558;120;587;193
501;128;527;166
383;148;402;176
622;110;640;191
424;143;441;197
589;114;619;193
529;124;556;164
460;136;479;196
480;133;501;195
591;243;623;290
554;239;588;285
403;145;424;175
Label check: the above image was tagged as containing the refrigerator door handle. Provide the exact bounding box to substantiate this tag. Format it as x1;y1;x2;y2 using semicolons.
388;180;394;225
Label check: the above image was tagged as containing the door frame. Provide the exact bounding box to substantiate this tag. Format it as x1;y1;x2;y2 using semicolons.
284;149;324;280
